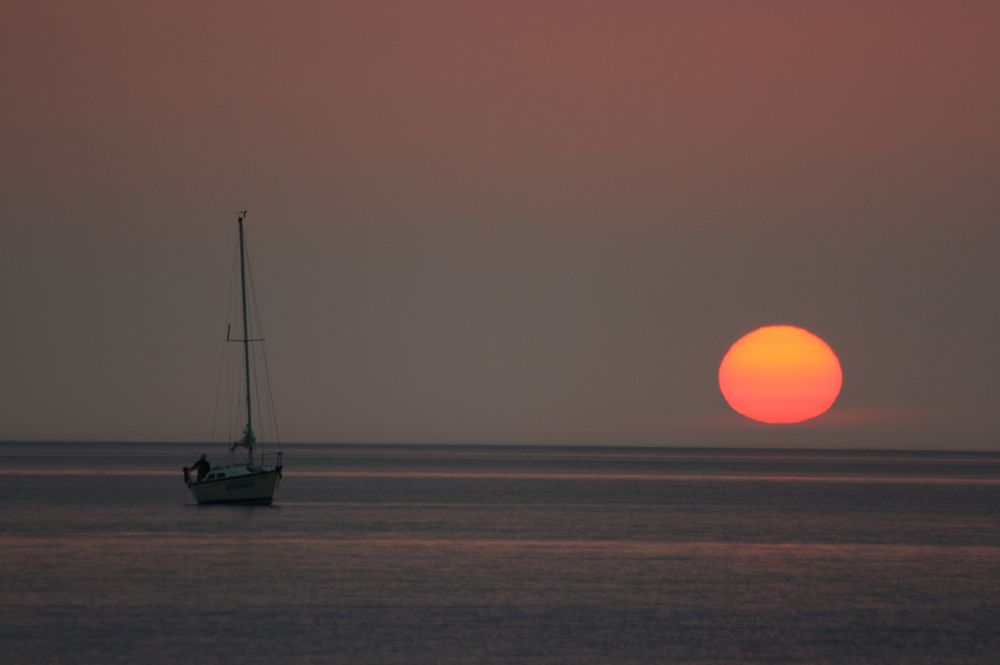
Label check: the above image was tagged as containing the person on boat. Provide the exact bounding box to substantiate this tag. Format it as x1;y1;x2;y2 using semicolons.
190;454;211;482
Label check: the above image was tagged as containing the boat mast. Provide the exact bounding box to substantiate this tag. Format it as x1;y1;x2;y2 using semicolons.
237;211;255;465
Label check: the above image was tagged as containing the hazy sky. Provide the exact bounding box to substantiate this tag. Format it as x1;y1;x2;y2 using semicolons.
3;2;999;448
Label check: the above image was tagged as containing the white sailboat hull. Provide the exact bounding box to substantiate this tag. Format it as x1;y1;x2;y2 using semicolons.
188;468;282;505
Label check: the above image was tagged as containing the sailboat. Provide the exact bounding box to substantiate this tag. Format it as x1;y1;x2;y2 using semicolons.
183;211;284;505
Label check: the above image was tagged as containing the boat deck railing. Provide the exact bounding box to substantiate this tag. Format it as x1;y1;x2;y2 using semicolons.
260;451;283;470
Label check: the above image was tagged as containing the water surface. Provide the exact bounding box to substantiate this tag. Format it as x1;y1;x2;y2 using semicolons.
2;443;998;663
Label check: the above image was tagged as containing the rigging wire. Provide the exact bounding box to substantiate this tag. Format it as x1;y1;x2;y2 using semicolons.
211;238;241;445
245;247;282;445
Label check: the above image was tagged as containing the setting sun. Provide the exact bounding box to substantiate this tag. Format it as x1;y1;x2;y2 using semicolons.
719;325;843;424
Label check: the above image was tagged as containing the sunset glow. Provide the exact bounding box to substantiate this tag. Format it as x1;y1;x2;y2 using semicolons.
719;326;843;424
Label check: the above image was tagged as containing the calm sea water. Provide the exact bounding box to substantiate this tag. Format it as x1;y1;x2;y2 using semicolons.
1;442;998;664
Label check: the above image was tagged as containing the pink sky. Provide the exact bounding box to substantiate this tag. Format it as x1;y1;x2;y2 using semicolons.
2;2;999;447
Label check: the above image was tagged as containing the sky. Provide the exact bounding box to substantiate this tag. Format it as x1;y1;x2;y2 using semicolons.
2;1;999;448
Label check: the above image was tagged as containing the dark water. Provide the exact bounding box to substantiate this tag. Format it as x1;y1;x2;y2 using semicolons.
2;443;999;664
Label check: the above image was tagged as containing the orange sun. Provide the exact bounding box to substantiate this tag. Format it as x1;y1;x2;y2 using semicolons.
719;325;843;424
